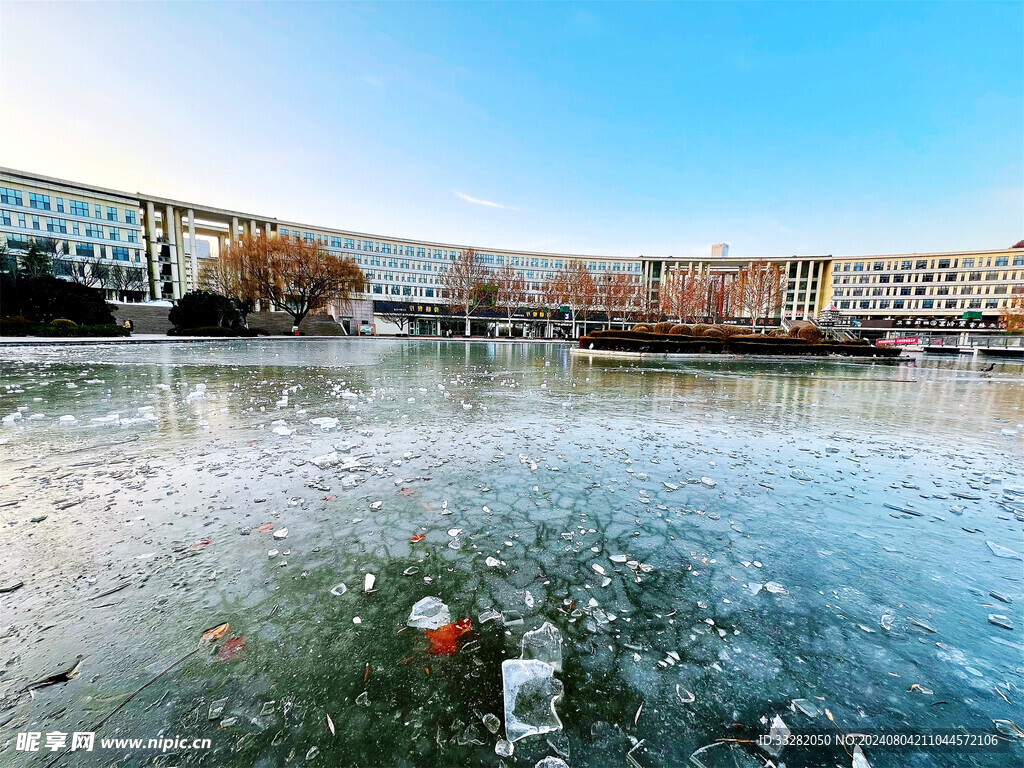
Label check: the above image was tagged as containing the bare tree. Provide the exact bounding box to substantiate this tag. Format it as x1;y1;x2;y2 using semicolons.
200;234;263;325
495;264;527;337
730;261;786;331
376;306;411;334
551;261;598;337
107;264;149;302
443;248;488;336
65;251;110;289
251;237;365;329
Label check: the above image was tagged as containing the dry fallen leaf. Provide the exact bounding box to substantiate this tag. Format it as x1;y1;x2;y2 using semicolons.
201;623;230;642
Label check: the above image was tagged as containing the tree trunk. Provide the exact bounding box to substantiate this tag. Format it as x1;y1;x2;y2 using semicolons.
464;313;470;336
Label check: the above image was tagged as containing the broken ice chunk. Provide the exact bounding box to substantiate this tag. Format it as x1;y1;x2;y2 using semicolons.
988;614;1014;630
764;581;787;594
406;597;451;630
363;574;376;593
534;758;569;768
521;622;563;672
791;698;820;717
689;742;765;767
502;659;564;742
852;745;872;767
761;715;791;758
987;541;1022;560
310;452;340;469
700;477;717;488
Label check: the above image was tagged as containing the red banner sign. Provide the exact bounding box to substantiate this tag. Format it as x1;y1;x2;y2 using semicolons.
876;336;920;346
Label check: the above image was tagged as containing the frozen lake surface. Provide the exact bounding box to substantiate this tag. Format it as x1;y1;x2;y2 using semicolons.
0;339;1021;767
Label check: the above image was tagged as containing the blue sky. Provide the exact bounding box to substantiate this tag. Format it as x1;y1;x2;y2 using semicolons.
1;2;1020;258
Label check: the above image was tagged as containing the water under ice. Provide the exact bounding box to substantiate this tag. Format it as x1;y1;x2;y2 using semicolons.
0;339;1021;767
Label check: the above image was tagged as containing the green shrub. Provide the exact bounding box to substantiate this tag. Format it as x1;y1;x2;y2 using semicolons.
168;291;241;330
0;316;30;336
6;276;115;325
668;324;692;336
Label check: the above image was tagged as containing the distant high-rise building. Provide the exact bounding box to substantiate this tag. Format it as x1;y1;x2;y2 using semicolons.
712;243;730;259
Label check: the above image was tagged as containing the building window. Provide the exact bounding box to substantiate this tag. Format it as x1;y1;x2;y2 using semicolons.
330;236;341;248
968;299;981;308
125;210;137;224
70;200;89;217
945;299;957;309
900;260;912;270
872;262;884;270
76;243;94;258
127;230;138;243
106;206;118;221
878;300;889;309
31;216;40;229
852;262;864;272
962;258;974;268
85;224;103;238
0;210;9;226
1013;256;1023;266
893;300;904;309
111;247;130;261
303;233;314;244
109;227;120;241
0;187;23;206
922;299;933;308
938;259;950;268
922;273;934;282
56;198;64;213
29;193;50;210
969;272;981;281
878;274;890;283
45;217;67;234
839;300;850;309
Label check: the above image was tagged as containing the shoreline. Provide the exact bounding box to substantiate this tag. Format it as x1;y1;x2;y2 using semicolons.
0;335;576;346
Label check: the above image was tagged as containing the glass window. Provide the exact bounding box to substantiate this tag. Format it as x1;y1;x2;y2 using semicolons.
873;262;884;271
914;287;926;295
45;217;67;233
852;262;864;271
94;204;102;218
900;287;911;296
878;274;890;283
330;237;341;248
900;261;912;270
85;224;103;238
56;198;64;213
0;187;23;206
961;258;974;268
76;243;94;258
914;260;927;269
878;300;889;309
111;246;130;261
969;272;981;281
922;299;933;308
0;210;10;226
1012;256;1023;266
893;300;904;309
922;273;934;282
127;231;138;243
303;233;314;244
70;200;89;216
106;206;118;221
31;215;40;229
938;259;950;268
125;210;136;224
29;193;50;210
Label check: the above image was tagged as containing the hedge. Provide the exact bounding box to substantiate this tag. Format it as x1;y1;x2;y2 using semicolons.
0;317;130;337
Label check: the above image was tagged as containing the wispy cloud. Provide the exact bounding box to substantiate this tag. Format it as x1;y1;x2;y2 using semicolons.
454;191;518;210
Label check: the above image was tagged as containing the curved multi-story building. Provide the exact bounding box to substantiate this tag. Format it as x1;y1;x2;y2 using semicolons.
1;167;1020;335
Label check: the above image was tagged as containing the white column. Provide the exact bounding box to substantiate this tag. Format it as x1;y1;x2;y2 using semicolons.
803;261;817;319
230;217;239;249
188;209;197;291
165;205;180;300
145;201;161;300
173;211;187;296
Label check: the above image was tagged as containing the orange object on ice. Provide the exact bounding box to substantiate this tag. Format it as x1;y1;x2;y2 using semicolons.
424;618;472;655
410;534;426;543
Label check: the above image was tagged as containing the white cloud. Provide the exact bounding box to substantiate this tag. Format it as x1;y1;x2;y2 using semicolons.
454;191;518;210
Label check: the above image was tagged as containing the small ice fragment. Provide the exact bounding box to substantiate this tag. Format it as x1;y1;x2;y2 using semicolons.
370;501;383;511
592;563;606;576
352;616;361;624
363;574;376;593
407;597;451;630
330;583;347;596
501;610;524;626
482;713;501;734
987;541;1022;560
535;758;569;768
521;622;563;671
700;477;716;488
764;581;787;594
273;527;288;540
791;698;819;717
485;556;504;568
502;659;564;742
310;452;339;469
356;691;369;706
852;745;872;768
495;739;514;757
268;549;279;558
762;715;791;758
609;555;627;564
993;720;1024;739
989;614;1014;630
208;698;227;719
59;415;77;424
479;609;502;624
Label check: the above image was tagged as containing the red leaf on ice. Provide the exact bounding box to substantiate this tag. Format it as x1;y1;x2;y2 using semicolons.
217;636;246;661
424;619;472;656
192;537;212;549
410;534;426;543
256;523;274;533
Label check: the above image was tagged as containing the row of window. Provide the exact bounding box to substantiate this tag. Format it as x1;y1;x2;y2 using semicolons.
1;234;142;262
274;226;639;273
839;255;1021;272
834;284;1012;297
835;270;1021;285
0;187;139;224
838;299;1001;310
0;211;139;242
